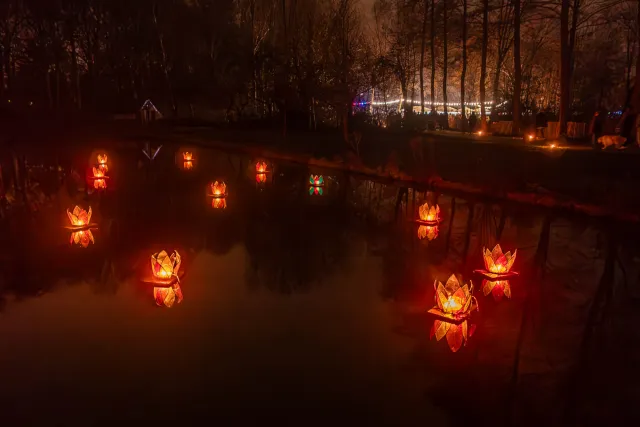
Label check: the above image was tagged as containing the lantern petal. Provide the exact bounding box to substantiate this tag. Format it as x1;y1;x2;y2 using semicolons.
482;280;494;296
436;284;449;311
446;324;464;352
491;244;503;261
445;274;460;292
87;230;94;244
503;281;512;299
461;320;468;341
434;320;451;341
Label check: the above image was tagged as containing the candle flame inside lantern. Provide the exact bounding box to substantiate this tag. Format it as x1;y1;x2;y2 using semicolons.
429;274;477;317
151;250;181;280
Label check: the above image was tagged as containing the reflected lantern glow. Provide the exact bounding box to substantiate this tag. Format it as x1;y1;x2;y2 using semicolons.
183;152;193;170
417;225;439;240
482;279;512;301
211;197;227;209
256;173;267;183
70;230;95;248
154;283;184;308
430;319;476;353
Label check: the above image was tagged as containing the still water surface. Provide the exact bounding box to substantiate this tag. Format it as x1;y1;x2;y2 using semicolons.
0;144;638;426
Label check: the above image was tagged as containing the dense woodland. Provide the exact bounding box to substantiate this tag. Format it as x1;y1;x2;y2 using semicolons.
0;0;639;135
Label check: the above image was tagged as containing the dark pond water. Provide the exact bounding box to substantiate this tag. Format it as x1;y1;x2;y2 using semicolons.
0;142;639;426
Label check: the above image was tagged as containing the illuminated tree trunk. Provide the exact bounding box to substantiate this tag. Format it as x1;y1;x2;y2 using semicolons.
460;0;467;130
559;0;570;135
480;0;488;129
153;2;177;117
430;0;436;114
420;0;428;114
512;0;521;135
442;0;448;121
632;0;640;109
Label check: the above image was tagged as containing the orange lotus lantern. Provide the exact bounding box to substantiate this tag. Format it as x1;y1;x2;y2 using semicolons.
151;250;182;281
66;206;94;229
91;167;108;189
69;229;95;248
418;225;439;241
482;279;511;301
154;282;184;308
474;244;518;279
209;181;227;198
256;161;268;173
97;154;108;172
417;202;440;225
211;197;227;209
183;152;193;170
428;274;478;352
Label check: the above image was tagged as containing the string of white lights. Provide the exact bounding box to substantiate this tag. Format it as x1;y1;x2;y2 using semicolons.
369;99;506;107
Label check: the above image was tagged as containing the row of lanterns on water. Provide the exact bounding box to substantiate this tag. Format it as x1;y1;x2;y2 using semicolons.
66;153;328;308
414;201;518;352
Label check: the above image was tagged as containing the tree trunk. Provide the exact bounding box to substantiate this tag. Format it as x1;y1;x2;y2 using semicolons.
420;0;428;114
430;0;436;114
460;0;467;131
491;56;505;122
633;0;640;110
70;31;82;109
560;0;570;135
480;0;488;129
442;0;448;121
152;2;177;117
512;0;521;135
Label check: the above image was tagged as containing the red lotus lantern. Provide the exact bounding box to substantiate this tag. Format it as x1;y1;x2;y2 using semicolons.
474;244;518;280
65;206;98;248
154;282;184;308
256;161;268;173
417;202;440;225
428;274;478;352
209;181;227;198
481;279;511;301
418;225;439;241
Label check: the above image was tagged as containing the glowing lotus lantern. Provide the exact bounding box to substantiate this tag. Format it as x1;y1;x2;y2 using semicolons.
211;197;227;209
70;229;95;248
309;175;324;187
66;206;94;230
91;167;108;189
474;244;518;279
154;283;184;308
428;274;478;352
417;202;440;225
97;154;108;172
151;250;182;281
482;279;511;301
209;181;227;198
418;225;439;241
183;152;193;170
256;161;268;173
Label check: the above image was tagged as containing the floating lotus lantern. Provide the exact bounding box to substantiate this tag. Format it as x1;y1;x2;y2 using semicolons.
309;175;324;187
482;279;511;301
428;274;478;352
417;202;440;225
183;152;193;170
418;225;439;241
154;282;184;308
209;181;227;198
256;161;268;174
97;154;108;172
65;206;97;230
140;250;183;288
70;230;95;248
90;166;109;189
211;197;227;209
474;244;518;280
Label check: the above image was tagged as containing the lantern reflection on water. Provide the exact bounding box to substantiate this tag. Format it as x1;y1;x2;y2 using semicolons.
70;229;95;247
417;224;439;241
482;279;511;301
154;283;184;308
211;197;227;209
428;274;478;352
256;173;267;183
417;202;440;224
91;167;108;189
474;244;518;279
309;186;323;196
